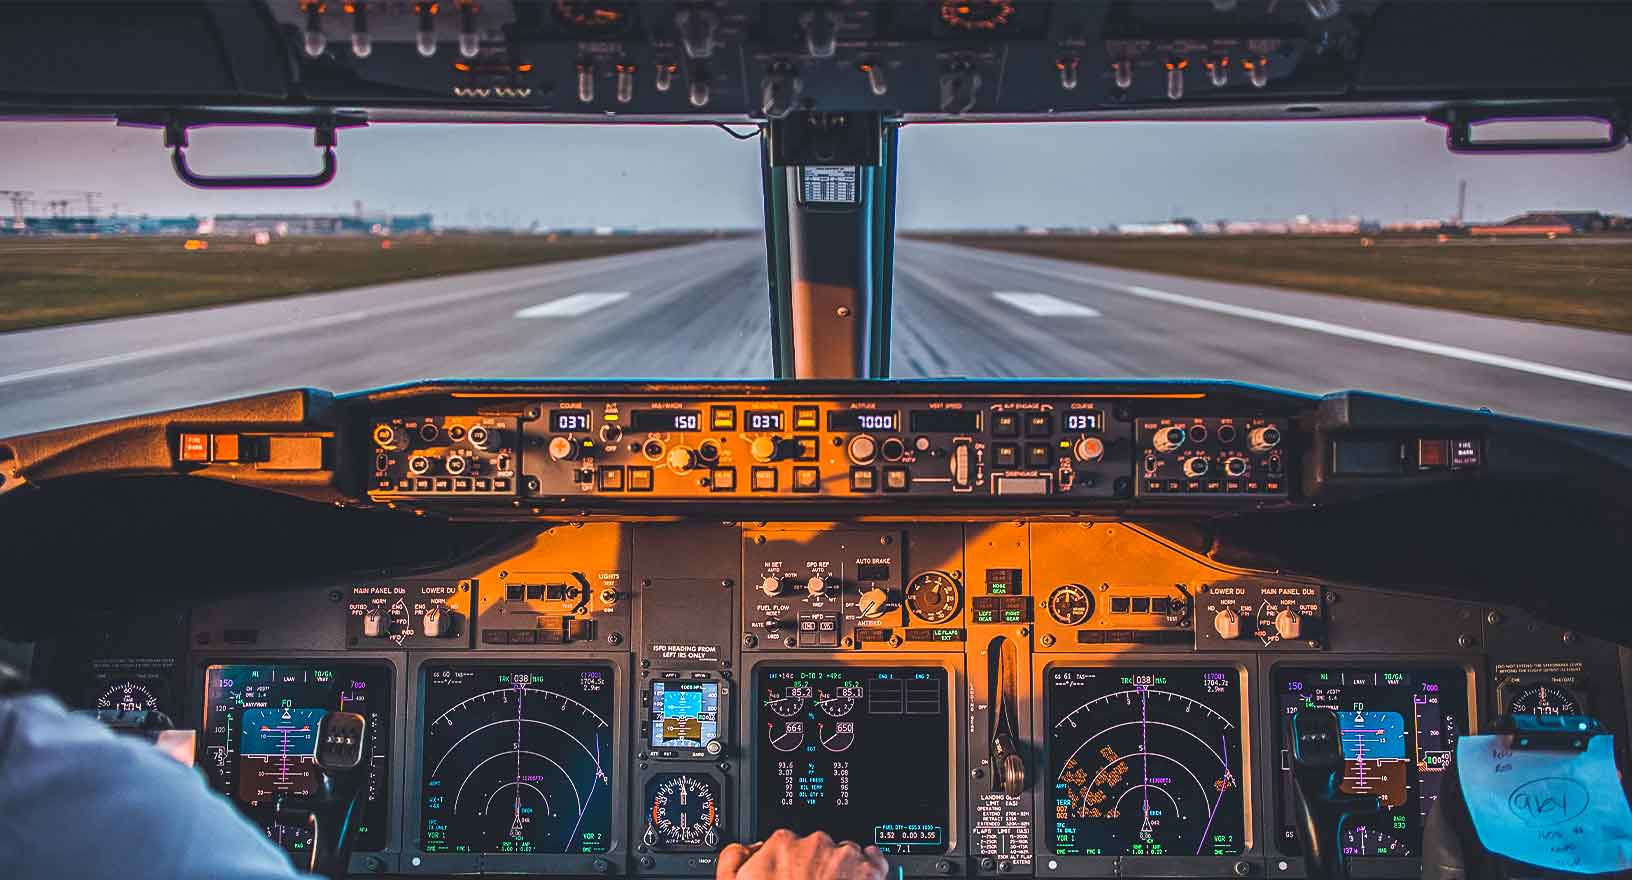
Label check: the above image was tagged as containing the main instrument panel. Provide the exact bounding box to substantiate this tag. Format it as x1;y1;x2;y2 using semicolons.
43;517;1621;879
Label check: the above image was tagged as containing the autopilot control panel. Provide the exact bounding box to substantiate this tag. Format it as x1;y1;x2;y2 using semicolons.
42;519;1628;879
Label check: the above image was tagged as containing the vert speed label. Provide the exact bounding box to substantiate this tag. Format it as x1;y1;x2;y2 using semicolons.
1047;668;1245;857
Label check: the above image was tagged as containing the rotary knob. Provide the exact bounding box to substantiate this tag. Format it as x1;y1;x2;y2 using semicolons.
361;610;389;639
1212;608;1243;640
372;424;408;452
1152;426;1187;453
760;575;789;597
1249;425;1283;452
750;435;784;463
1073;436;1106;463
1182;456;1210;478
1274;608;1304;640
807;575;838;598
422;606;453;638
548;436;580;462
857;587;891;619
847;434;878;465
667;446;697;473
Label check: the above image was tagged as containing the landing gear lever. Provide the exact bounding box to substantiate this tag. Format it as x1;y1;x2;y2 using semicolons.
1290;707;1386;880
989;636;1028;797
275;711;371;880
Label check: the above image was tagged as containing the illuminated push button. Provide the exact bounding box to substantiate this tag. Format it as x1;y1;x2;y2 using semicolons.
704;738;724;757
792;467;820;493
751;467;778;492
1274;608;1304;640
1212;608;1243;639
1073;436;1106;463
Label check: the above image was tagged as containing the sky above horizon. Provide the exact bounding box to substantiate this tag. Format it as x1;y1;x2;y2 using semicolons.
3;118;1629;229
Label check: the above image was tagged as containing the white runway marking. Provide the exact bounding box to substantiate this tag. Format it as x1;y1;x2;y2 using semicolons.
939;245;1632;394
991;291;1101;317
514;292;631;318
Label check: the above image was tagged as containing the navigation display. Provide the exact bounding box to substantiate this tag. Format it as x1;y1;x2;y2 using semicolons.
651;681;721;749
420;665;614;855
1047;667;1246;857
202;663;392;856
755;666;950;854
1274;668;1466;857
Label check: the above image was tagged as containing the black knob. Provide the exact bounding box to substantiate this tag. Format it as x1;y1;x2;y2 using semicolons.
1000;752;1026;797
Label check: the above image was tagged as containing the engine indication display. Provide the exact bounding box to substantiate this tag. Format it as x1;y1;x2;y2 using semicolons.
420;665;614;855
756;667;950;854
642;773;723;850
1048;668;1245;857
202;663;392;855
1274;668;1466;858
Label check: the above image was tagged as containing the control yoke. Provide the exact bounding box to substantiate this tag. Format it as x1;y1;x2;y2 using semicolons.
1289;707;1388;880
276;711;371;880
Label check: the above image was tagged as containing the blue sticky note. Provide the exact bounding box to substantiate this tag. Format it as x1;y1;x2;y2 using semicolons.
1457;734;1632;874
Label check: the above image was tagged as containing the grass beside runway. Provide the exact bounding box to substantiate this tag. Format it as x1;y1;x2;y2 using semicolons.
915;234;1632;334
0;233;726;332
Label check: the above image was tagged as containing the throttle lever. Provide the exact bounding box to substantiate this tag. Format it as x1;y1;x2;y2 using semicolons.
1290;708;1387;880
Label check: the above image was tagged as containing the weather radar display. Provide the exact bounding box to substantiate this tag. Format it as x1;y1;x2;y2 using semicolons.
1048;668;1245;857
420;665;614;854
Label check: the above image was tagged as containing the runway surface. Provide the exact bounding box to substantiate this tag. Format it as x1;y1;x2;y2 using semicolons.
2;237;1628;437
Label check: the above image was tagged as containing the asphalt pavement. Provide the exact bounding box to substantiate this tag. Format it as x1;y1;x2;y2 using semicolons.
1;237;1628;437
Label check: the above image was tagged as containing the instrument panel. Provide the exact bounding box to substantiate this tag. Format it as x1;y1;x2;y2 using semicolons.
366;392;1292;503
43;517;1628;879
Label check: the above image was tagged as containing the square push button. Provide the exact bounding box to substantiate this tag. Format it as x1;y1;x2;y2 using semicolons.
994;443;1019;468
1110;596;1131;613
596;466;625;491
179;433;210;462
1025;413;1053;436
992;412;1020;437
793;467;820;493
883;466;910;492
1026;444;1052;468
850;468;876;492
793;405;820;431
711;406;737;431
711;468;736;492
751;467;778;492
627;467;654;491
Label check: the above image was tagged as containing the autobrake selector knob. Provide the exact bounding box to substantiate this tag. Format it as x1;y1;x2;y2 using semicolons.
1212;608;1243;639
857;587;891;618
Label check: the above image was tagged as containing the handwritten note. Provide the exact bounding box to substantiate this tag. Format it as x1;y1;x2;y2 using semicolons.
1457;734;1632;874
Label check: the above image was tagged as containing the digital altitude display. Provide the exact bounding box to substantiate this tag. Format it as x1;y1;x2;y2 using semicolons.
827;411;899;432
420;665;614;855
909;410;981;433
552;410;592;433
632;410;702;433
1275;668;1466;858
756;667;950;854
1047;668;1245;857
203;664;392;857
651;681;721;749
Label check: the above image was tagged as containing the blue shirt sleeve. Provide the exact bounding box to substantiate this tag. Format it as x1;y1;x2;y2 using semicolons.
0;692;311;880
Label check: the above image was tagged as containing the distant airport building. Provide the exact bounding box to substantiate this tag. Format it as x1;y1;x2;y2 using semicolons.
201;213;435;237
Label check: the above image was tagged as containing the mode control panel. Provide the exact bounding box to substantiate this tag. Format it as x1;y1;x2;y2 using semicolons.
368;415;518;497
519;396;1132;500
1137;415;1289;497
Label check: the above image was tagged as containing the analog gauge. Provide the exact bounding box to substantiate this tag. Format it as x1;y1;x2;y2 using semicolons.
764;683;811;718
551;1;630;35
815;681;863;718
1343;824;1411;857
642;774;722;850
939;0;1015;31
96;681;160;713
904;571;962;624
769;720;805;753
819;720;857;753
1046;584;1094;627
1507;683;1579;717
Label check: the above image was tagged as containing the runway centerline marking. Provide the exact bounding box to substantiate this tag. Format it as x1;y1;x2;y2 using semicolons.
928;245;1632;394
514;292;631;318
991;291;1100;317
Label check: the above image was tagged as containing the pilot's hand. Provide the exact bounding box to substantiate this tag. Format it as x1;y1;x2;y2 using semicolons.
717;830;890;880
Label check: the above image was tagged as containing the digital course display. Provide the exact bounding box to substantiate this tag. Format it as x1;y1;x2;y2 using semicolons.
1275;668;1466;857
755;667;950;854
202;663;392;857
1047;668;1246;857
420;665;615;854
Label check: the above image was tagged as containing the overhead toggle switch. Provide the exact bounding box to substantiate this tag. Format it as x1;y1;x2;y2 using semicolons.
940;66;981;114
655;62;677;92
415;2;437;57
1112;60;1133;90
346;2;371;57
860;61;888;96
1056;55;1080;91
1205;56;1230;87
302;1;327;58
577;60;595;102
800;7;838;58
687;63;711;108
615;63;636;103
676;8;718;59
1306;0;1341;20
761;63;800;119
457;1;479;57
1243;56;1270;88
1165;57;1188;100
